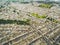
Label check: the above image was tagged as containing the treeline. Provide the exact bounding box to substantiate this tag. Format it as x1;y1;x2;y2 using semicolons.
0;19;30;25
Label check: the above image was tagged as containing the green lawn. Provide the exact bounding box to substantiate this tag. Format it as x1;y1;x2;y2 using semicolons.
31;13;47;19
38;4;53;8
